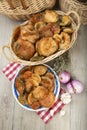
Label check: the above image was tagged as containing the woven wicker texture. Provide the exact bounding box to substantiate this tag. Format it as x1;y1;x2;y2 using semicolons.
2;10;80;66
0;0;56;20
59;0;87;25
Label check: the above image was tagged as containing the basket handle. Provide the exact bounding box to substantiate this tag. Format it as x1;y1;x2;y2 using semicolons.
67;11;80;31
2;45;14;61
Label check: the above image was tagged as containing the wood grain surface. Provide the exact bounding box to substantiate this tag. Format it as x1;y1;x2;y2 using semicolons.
0;5;87;130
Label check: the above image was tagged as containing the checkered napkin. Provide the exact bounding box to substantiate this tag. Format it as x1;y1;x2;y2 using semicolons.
2;62;65;124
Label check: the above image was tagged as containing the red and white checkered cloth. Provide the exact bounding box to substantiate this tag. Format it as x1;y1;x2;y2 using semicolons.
2;62;65;124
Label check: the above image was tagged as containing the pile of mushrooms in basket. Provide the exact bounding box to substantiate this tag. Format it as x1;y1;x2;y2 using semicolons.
2;9;78;65
12;10;73;61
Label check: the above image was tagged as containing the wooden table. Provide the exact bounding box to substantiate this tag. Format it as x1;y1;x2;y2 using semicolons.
0;10;87;130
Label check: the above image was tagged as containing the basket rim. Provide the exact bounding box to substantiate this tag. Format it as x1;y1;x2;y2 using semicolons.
73;0;87;5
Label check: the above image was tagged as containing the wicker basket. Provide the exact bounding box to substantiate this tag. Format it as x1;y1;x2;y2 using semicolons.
2;10;80;66
0;0;56;20
59;0;87;25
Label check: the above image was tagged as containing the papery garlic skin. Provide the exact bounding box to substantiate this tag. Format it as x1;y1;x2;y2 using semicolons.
60;110;65;116
60;93;72;104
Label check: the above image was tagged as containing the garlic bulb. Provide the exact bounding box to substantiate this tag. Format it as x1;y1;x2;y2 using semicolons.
60;93;72;104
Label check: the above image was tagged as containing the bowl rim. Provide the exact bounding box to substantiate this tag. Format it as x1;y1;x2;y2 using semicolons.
12;64;60;112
